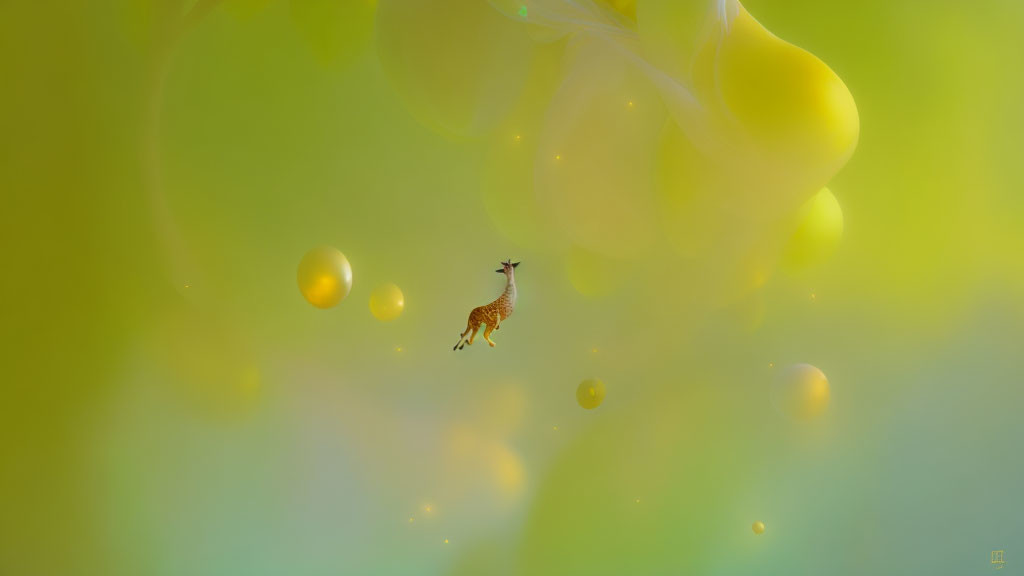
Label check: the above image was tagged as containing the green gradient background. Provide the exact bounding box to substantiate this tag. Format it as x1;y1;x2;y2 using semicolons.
2;1;1024;574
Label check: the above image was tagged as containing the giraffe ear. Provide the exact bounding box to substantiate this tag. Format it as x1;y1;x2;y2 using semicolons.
496;268;505;273
512;262;520;268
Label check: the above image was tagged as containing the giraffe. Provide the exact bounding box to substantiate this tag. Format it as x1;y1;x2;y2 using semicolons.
453;260;519;350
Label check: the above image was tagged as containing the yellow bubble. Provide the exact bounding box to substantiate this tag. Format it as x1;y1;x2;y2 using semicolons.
752;521;766;535
771;363;830;421
699;5;859;173
489;443;525;497
534;40;665;258
784;187;844;269
297;246;352;309
369;282;405;321
576;379;606;410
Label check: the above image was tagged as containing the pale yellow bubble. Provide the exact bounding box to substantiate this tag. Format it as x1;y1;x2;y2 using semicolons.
535;39;666;258
376;0;534;137
488;443;525;497
784;187;844;269
297;246;352;309
369;282;404;321
576;379;606;410
771;363;830;421
752;521;766;535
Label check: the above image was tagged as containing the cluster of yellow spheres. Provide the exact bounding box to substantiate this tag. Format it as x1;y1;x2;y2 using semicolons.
297;247;404;322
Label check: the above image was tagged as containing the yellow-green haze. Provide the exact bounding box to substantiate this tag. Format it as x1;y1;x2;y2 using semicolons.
2;0;1023;574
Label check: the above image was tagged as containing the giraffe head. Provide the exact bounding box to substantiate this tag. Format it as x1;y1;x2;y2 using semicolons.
495;259;520;276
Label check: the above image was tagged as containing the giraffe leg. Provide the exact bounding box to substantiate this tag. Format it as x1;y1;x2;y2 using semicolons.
454;326;471;351
467;323;480;345
484;324;496;347
494;312;501;330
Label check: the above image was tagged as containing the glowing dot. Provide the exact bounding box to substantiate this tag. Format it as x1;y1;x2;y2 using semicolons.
408;517;414;523
184;284;191;289
590;347;599;354
443;538;450;544
369;282;405;321
627;100;634;108
297;246;353;309
555;154;561;160
395;346;404;353
576;378;606;410
424;505;432;513
753;521;766;535
514;134;521;142
810;292;817;301
552;425;559;431
518;4;527;18
635;498;641;504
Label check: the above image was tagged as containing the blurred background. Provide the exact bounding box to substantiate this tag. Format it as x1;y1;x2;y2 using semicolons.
2;0;1023;574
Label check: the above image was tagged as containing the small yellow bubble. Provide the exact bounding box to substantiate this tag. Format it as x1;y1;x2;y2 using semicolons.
810;292;817;301
555;154;561;160
752;521;766;535
408;517;414;523
297;246;353;309
552;425;559;431
443;538;449;544
370;282;405;321
627;100;634;108
576;379;606;410
395;346;404;353
635;498;641;504
769;362;775;368
514;134;521;142
423;504;433;513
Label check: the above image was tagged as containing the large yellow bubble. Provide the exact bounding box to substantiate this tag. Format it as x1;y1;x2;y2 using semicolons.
297;246;352;309
771;363;830;421
694;4;860;176
369;282;404;321
752;520;766;535
784;187;844;269
576;379;606;410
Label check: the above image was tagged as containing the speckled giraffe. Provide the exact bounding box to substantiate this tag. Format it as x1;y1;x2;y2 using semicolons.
453;260;519;350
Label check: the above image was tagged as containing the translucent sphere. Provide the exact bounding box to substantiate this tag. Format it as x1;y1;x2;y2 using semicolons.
576;379;606;410
784;187;844;269
297;246;352;309
369;283;405;321
752;521;766;535
771;363;830;421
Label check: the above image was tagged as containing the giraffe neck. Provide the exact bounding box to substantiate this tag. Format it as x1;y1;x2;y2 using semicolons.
502;275;517;305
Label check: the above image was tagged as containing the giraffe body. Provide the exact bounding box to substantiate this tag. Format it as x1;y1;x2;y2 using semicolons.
454;260;519;350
